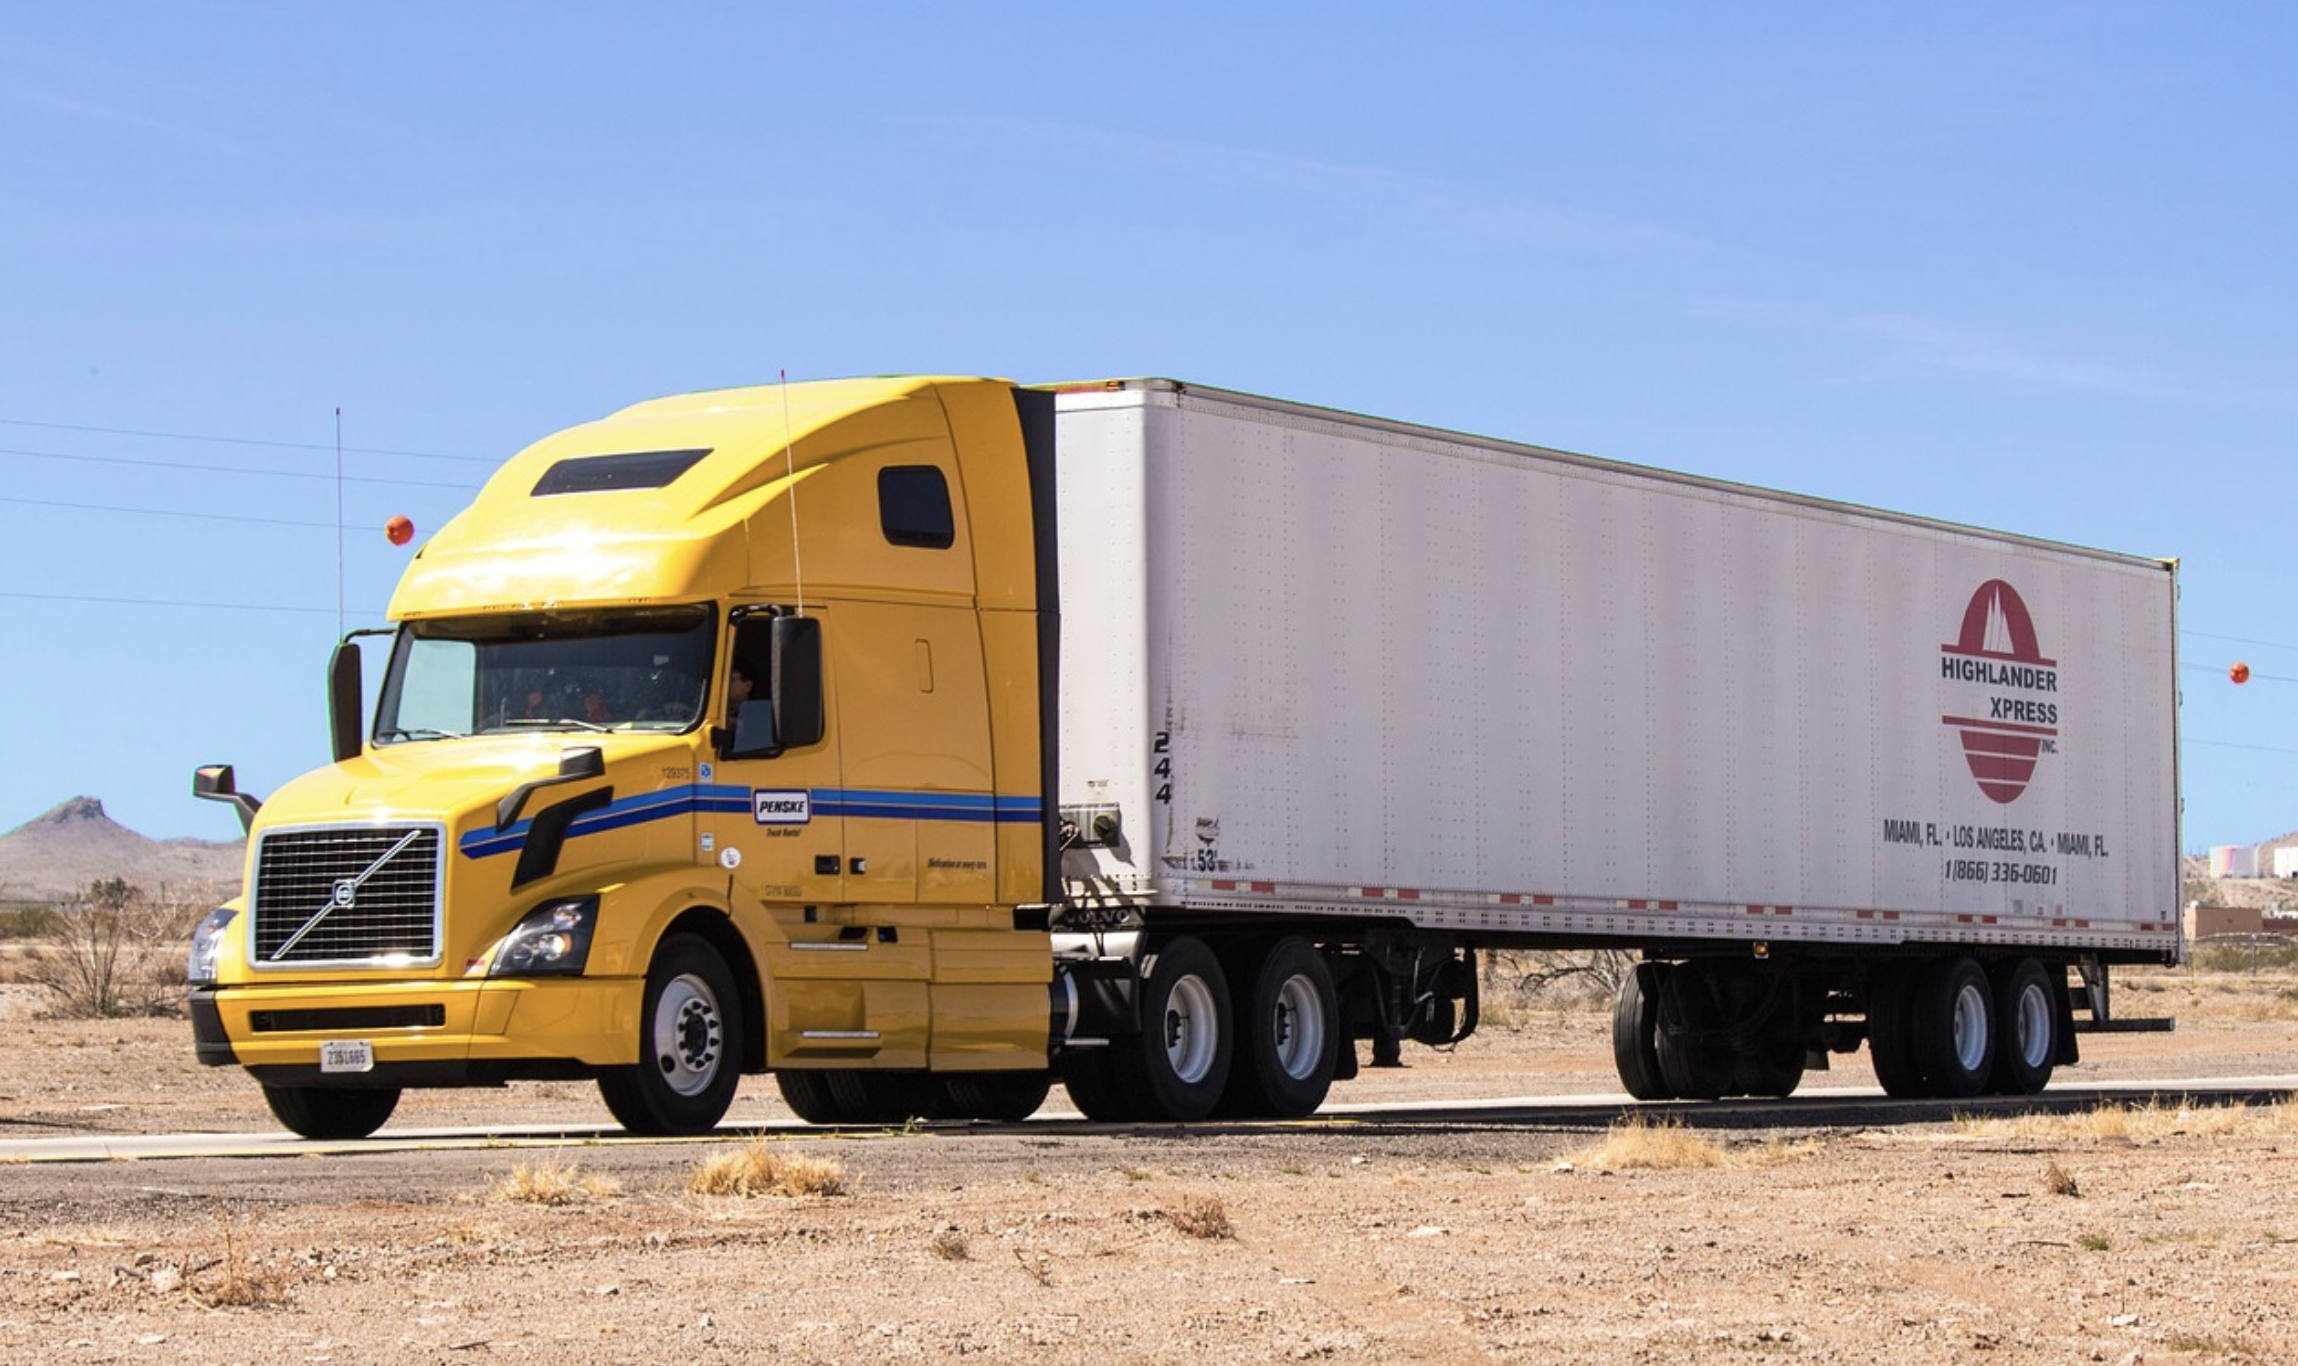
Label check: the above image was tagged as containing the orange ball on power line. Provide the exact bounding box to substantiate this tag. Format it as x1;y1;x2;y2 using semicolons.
386;515;415;546
2231;662;2251;685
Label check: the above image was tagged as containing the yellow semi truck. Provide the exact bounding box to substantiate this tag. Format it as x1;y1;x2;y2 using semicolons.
189;376;2179;1138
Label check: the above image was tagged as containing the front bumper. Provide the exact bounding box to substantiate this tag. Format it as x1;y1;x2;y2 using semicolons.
190;974;643;1087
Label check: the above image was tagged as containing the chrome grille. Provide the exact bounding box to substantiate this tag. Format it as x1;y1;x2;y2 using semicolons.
250;824;444;967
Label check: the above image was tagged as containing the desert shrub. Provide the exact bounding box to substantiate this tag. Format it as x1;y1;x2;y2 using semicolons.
2190;938;2298;974
0;904;58;941
20;879;206;1018
1163;1195;1235;1240
1564;1113;1726;1171
1481;949;1637;1025
687;1142;847;1198
489;1157;620;1206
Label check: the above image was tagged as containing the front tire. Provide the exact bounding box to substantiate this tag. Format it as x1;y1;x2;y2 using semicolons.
598;933;743;1135
261;1083;400;1140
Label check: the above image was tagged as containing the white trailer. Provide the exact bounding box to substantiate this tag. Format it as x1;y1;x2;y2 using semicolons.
1046;380;2179;1111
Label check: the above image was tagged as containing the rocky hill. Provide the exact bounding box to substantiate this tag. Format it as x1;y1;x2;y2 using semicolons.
0;798;244;905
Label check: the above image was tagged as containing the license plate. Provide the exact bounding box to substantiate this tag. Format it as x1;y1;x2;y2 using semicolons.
319;1039;374;1074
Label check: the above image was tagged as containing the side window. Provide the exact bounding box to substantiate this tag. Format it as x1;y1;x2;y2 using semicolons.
878;465;954;549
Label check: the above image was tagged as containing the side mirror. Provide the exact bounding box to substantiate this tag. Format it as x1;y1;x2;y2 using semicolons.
328;640;363;763
193;764;262;835
769;614;825;750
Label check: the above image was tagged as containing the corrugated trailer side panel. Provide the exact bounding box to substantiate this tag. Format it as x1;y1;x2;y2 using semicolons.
1055;383;2178;957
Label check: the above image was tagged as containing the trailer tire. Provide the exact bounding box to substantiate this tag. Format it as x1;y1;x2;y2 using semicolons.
597;933;742;1135
1912;955;1994;1099
1988;957;2057;1096
1611;961;1676;1101
1133;935;1233;1122
1866;960;1932;1099
1220;937;1339;1119
1655;963;1734;1101
1734;1042;1806;1099
260;1083;400;1140
774;1070;844;1125
940;1071;1054;1123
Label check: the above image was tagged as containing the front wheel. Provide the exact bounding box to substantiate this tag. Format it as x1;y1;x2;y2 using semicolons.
261;1083;401;1140
598;933;743;1135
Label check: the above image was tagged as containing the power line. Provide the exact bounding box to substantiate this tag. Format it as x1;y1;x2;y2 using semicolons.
2184;629;2298;655
2187;737;2298;757
0;494;341;529
0;444;482;492
0;589;387;617
0;414;497;465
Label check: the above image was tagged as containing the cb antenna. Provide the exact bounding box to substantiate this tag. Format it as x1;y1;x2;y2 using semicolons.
334;406;345;635
780;370;804;616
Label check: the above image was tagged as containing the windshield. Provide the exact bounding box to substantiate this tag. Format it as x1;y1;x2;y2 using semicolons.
374;605;714;743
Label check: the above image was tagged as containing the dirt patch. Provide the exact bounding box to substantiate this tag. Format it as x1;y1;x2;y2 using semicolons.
4;967;2297;1363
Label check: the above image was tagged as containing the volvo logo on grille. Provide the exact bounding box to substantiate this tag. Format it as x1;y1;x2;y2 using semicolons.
330;878;359;909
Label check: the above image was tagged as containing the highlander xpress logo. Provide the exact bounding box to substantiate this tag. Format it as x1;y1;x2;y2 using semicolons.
1940;579;2059;805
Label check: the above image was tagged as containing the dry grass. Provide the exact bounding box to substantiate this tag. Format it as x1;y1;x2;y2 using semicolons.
929;1228;970;1261
1952;1095;2298;1142
1163;1194;1235;1240
187;1212;285;1310
1565;1113;1727;1171
488;1156;621;1206
686;1142;847;1198
2045;1160;2081;1197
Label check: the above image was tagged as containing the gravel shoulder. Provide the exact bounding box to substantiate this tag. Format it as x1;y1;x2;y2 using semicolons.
3;969;2296;1364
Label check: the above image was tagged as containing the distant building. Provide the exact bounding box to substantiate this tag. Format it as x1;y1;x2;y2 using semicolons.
2275;847;2298;879
2187;902;2266;939
2211;845;2262;878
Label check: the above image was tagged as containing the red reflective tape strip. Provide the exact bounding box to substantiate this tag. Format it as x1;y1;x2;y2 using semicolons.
1397;889;1421;901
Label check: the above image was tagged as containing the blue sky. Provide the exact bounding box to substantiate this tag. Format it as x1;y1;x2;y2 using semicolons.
1;3;2291;851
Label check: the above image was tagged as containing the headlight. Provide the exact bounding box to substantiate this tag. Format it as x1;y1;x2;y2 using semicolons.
491;896;599;977
187;908;237;985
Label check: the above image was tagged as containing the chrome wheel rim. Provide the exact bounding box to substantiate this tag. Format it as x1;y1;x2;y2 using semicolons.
652;972;724;1097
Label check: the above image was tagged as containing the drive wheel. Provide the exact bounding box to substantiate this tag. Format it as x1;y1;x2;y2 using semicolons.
940;1071;1054;1122
1912;955;1994;1099
1134;935;1233;1121
1611;961;1676;1101
1062;1045;1149;1120
825;1069;945;1125
1655;963;1734;1101
774;1069;845;1124
1220;937;1340;1119
261;1083;401;1140
1866;960;1932;1099
597;933;742;1135
1988;957;2058;1096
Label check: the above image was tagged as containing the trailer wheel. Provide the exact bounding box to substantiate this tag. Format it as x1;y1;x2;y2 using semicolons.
260;1083;401;1140
1734;1042;1806;1099
1611;962;1676;1101
597;933;742;1135
1866;960;1932;1099
1220;937;1339;1119
774;1069;844;1124
1655;963;1734;1101
1912;955;1994;1099
940;1071;1054;1122
1988;958;2057;1096
1133;935;1233;1122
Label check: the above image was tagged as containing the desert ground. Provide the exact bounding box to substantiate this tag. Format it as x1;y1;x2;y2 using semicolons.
3;964;2296;1365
